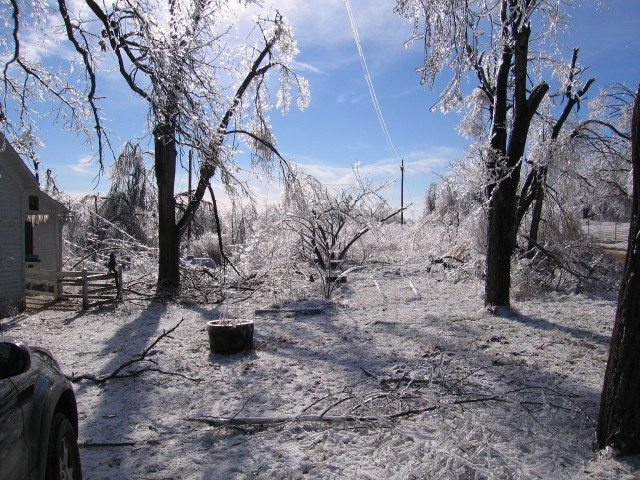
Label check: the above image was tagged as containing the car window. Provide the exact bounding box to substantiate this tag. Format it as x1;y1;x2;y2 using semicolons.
0;343;27;378
0;343;12;377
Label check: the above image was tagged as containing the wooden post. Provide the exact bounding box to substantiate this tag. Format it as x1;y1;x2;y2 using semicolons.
117;264;123;299
54;271;60;300
81;268;88;310
400;159;405;226
187;149;192;250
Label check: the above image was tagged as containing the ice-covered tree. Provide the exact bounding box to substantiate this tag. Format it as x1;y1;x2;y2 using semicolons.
515;49;594;255
573;84;635;221
284;166;402;269
394;0;584;307
99;142;156;247
597;87;640;456
2;1;309;290
1;1;107;163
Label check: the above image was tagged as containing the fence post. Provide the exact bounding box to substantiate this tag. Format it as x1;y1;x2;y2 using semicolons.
117;264;123;299
82;268;88;310
55;270;64;300
53;271;59;300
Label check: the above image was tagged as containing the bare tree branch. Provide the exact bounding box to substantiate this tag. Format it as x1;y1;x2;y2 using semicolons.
68;318;200;384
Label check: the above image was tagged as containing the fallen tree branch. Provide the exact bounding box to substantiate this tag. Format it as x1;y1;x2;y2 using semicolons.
389;406;439;418
68;318;196;384
185;387;577;428
185;414;380;428
524;236;597;280
185;396;503;427
79;442;137;448
524;235;616;283
184;378;587;434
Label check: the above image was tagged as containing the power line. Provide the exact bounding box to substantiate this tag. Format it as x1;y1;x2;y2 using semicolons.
343;0;400;161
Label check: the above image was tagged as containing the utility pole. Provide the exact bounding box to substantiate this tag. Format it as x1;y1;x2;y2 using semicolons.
187;149;192;249
400;159;405;225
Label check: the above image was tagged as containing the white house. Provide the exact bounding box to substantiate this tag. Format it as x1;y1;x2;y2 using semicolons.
0;133;68;314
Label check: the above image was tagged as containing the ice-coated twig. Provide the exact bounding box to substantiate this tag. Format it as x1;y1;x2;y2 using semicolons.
67;319;198;384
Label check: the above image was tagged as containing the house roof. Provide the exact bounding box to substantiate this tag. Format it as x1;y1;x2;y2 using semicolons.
0;131;69;215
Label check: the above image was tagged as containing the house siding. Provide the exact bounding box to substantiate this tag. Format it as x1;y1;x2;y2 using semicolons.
0;162;26;311
31;215;60;271
1;134;68;313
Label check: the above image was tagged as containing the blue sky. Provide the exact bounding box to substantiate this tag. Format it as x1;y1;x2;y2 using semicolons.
24;0;640;218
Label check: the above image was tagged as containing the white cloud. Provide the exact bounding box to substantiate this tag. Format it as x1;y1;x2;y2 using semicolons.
335;91;368;105
68;155;95;175
301;163;355;186
240;0;412;58
403;147;461;171
292;145;459;187
12;3;81;64
291;60;324;75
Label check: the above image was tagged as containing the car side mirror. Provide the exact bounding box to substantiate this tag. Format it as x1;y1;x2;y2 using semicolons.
0;339;31;380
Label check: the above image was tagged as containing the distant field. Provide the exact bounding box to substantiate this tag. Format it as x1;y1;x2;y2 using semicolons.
581;219;630;245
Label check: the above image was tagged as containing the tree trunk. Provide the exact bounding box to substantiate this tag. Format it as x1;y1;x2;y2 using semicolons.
597;87;640;455
526;166;547;257
485;173;520;306
484;16;548;308
154;122;180;290
483;2;513;307
516;50;595;247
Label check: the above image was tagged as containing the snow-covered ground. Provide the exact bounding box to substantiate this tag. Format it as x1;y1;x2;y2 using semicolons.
4;260;640;479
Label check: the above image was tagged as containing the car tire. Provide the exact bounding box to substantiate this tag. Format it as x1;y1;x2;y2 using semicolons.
46;412;82;480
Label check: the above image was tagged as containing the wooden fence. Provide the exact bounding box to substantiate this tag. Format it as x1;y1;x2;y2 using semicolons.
25;266;122;309
581;220;630;244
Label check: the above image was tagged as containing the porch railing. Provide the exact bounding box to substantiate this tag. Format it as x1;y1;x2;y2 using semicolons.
25;265;123;309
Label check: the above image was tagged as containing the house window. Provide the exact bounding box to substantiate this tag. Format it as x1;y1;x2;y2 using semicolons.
25;221;33;255
28;195;39;211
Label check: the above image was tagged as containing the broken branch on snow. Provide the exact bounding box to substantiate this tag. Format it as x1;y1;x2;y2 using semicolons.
68;318;200;384
185;414;381;428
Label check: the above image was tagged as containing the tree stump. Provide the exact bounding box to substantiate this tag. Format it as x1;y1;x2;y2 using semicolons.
206;320;254;354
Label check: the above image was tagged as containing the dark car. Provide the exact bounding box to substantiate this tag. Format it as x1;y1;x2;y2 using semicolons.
0;337;82;480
